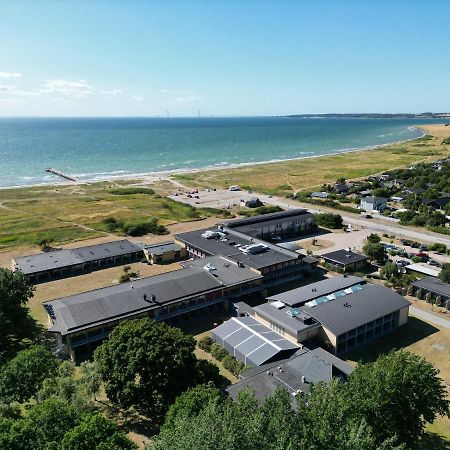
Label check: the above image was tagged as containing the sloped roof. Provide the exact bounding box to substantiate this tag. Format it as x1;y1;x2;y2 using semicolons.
267;275;364;307
303;284;410;336
211;316;298;367
14;240;142;274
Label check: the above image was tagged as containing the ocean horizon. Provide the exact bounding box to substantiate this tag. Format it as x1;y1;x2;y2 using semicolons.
0;116;442;188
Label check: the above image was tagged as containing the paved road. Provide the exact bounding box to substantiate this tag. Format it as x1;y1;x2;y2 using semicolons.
409;306;450;330
257;195;450;246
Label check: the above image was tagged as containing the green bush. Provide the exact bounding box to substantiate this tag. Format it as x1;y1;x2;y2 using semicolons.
222;355;245;377
110;187;155;195
314;213;343;229
210;343;228;362
198;336;214;353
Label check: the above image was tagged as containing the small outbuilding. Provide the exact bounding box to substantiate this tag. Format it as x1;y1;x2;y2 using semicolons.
143;241;187;265
321;249;368;272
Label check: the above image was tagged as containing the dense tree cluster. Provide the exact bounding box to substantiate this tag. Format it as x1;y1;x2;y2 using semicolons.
0;268;43;364
151;352;449;450
314;213;344;229
94;318;224;423
0;348;135;450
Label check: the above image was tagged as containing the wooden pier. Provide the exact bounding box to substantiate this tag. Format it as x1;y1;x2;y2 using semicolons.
46;168;77;182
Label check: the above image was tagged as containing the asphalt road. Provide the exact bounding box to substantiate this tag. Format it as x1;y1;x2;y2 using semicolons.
259;195;450;246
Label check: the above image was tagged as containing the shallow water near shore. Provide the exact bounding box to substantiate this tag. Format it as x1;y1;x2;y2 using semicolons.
0;116;442;188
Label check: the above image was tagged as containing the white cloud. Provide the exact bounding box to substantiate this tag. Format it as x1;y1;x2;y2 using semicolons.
161;88;194;95
0;71;23;79
0;84;17;93
167;95;204;106
131;95;143;102
40;79;94;98
101;89;122;95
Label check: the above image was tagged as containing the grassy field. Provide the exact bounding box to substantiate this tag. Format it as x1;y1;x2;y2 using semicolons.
344;316;450;445
172;125;450;195
0;180;227;251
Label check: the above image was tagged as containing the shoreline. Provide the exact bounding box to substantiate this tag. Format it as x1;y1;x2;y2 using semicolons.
0;125;430;191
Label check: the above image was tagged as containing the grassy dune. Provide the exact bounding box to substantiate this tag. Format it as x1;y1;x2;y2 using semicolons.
172;125;450;195
0;181;222;250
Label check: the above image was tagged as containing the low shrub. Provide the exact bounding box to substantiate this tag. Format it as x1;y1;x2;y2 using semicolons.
198;336;214;353
210;343;228;362
110;187;155;195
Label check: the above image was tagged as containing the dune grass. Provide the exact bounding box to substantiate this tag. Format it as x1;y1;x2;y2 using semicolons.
172;132;449;195
0;181;221;250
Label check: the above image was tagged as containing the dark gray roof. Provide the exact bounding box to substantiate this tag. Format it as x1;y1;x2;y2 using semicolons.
412;276;450;298
181;256;263;286
46;268;223;335
267;275;365;307
253;302;320;335
14;240;142;275
321;249;368;266
222;209;313;238
226;347;352;402
211;316;298;367
422;197;449;208
302;284;410;336
175;227;301;270
144;241;182;255
223;209;310;229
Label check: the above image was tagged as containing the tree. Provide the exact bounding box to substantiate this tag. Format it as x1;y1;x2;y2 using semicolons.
372;188;390;198
61;413;136;450
4;397;79;450
438;263;450;283
94;318;200;422
366;233;381;244
0;268;41;364
162;383;223;432
314;213;343;229
35;237;54;251
0;345;59;403
347;351;449;447
362;242;385;262
380;262;399;280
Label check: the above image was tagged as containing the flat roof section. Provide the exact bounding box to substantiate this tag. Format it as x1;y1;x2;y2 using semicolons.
144;241;183;255
302;284;410;336
321;249;368;266
253;302;320;336
175;227;301;270
267;275;365;307
211;316;299;367
223;209;313;237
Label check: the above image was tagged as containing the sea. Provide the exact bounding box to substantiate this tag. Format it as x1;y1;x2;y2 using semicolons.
0;116;442;188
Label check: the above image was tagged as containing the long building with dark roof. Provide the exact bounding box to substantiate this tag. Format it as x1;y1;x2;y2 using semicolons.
44;256;263;361
13;240;143;283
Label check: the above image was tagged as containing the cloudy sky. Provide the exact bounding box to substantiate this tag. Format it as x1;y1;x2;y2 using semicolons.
1;0;449;116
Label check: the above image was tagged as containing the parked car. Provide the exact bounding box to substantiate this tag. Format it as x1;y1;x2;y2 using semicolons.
414;252;429;260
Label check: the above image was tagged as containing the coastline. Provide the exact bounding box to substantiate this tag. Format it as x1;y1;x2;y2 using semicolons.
0;125;428;191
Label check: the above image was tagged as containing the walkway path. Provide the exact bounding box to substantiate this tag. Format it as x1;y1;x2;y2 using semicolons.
409;306;450;330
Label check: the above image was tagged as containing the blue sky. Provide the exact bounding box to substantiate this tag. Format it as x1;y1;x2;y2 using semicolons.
0;0;449;116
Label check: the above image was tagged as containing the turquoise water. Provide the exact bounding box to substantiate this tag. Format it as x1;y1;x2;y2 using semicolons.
0;117;439;188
